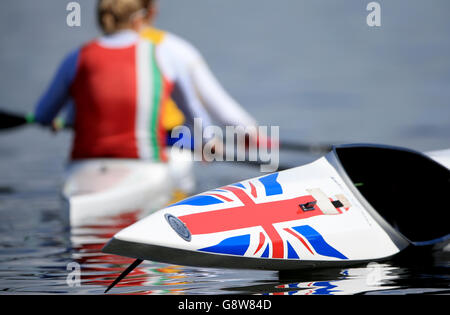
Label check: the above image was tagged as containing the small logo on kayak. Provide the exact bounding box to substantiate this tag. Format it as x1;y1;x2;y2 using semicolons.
165;214;191;242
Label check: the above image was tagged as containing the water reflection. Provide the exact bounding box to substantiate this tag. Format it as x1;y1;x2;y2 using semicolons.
64;207;449;295
228;247;450;295
66;201;187;294
0;152;448;295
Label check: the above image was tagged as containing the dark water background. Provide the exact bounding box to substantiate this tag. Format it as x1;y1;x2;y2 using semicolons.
0;0;449;295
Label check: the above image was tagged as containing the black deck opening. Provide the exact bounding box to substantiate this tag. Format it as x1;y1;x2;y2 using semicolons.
335;145;450;243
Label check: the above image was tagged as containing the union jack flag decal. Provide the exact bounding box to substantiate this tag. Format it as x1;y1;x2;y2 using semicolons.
171;173;349;260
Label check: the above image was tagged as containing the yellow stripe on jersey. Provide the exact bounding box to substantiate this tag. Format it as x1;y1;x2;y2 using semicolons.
141;27;186;130
141;27;166;45
161;98;185;130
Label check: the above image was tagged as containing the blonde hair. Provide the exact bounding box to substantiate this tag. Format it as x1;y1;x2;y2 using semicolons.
141;0;155;9
97;0;145;34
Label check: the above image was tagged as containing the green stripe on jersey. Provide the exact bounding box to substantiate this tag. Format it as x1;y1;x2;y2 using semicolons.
149;44;163;160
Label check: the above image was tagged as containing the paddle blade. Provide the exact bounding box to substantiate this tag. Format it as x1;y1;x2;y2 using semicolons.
0;110;27;130
104;259;143;294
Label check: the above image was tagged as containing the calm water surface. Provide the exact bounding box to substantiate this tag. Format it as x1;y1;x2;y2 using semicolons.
0;0;449;295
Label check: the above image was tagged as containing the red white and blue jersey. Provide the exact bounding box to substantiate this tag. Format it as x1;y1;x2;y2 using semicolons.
34;30;211;160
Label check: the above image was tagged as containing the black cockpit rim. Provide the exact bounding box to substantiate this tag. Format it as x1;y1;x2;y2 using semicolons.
329;143;450;245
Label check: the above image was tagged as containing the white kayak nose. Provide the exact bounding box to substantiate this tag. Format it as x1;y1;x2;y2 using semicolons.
103;144;450;270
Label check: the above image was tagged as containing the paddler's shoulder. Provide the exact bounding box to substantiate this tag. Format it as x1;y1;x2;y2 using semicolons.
151;30;203;65
69;40;107;65
140;27;166;44
141;28;197;51
74;38;109;56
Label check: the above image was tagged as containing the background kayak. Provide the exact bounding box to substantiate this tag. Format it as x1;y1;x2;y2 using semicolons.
63;149;195;227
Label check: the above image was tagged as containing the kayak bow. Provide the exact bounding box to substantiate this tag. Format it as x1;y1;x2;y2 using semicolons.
102;144;450;291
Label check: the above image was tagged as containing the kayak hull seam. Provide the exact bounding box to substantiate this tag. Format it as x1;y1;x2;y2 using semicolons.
102;237;393;271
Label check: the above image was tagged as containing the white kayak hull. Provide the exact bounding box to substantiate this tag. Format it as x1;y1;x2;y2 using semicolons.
103;144;450;270
63;149;195;227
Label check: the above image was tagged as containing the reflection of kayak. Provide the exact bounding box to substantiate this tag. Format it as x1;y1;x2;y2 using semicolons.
226;264;399;295
103;144;450;271
63;149;195;227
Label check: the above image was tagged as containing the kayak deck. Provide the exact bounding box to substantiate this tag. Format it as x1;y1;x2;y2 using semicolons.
63;149;195;227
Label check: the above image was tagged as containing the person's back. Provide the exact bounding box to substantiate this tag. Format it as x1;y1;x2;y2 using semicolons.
71;32;170;160
33;0;212;161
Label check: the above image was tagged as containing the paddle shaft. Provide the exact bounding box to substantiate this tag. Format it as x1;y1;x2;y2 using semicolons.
104;259;143;293
0;110;28;130
0;110;329;169
280;140;333;154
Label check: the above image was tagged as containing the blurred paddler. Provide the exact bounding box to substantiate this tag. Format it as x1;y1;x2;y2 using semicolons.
31;0;215;161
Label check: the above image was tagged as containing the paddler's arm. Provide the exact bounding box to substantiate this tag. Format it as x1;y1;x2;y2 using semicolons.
60;100;75;128
32;49;80;126
165;33;257;128
170;49;214;134
169;50;225;160
189;56;276;151
189;56;257;127
48;100;74;132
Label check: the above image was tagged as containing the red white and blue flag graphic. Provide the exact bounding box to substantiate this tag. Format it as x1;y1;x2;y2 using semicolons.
170;173;348;260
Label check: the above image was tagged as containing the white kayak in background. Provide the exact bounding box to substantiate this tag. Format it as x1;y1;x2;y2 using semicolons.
103;144;450;271
63;149;195;227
